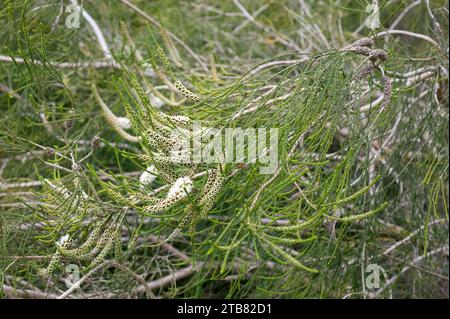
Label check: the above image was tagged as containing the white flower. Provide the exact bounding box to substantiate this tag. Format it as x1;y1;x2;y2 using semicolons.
167;176;193;199
139;165;158;186
150;94;164;108
116;117;132;130
57;234;70;247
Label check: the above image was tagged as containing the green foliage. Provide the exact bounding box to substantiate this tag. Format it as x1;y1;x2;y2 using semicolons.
0;0;448;299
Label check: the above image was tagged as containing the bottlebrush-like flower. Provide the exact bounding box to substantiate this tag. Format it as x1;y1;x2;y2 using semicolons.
199;169;223;214
58;226;102;257
159;112;191;126
143;176;193;214
175;81;200;102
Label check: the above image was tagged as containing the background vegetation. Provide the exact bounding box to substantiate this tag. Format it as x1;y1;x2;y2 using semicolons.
0;0;448;299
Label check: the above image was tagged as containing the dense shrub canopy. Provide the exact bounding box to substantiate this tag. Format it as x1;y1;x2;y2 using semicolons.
0;0;448;299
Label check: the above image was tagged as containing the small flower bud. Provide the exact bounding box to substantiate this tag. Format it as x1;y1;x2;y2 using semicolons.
63;111;75;131
45;147;55;157
71;162;82;172
63;118;74;131
91;135;101;151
